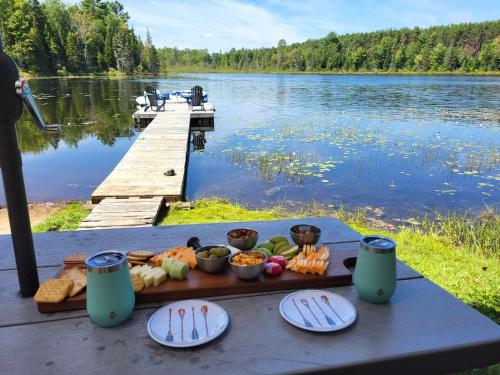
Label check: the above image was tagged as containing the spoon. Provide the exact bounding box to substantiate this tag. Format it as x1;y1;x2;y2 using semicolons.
292;298;313;328
165;308;174;342
321;295;345;323
178;308;186;342
301;298;322;326
191;307;199;341
201;305;209;336
312;297;335;326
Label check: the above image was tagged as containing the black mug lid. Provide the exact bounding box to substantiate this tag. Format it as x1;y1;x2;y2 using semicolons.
360;236;396;254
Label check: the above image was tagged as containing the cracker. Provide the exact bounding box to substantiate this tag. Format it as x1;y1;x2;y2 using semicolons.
129;260;146;266
127;255;149;261
128;250;155;259
34;279;74;303
131;274;144;293
60;268;87;297
64;253;89;263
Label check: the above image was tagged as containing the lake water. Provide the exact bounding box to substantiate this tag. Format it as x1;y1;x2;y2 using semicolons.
1;74;499;220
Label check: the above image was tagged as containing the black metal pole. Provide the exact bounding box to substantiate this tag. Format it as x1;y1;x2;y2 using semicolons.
0;36;39;296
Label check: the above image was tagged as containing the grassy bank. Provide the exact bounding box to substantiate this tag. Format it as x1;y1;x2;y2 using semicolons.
34;198;499;325
19;69;500;78
32;203;91;232
162;66;500;76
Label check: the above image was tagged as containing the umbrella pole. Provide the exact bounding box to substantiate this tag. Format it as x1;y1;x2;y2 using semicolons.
0;38;39;297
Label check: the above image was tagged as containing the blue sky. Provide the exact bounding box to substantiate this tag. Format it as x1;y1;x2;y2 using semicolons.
83;0;500;51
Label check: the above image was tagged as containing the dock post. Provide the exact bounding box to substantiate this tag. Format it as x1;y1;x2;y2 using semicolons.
0;38;39;297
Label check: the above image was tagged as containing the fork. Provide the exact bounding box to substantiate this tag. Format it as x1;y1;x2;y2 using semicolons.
292;298;313;328
301;298;322;326
321;295;345;323
165;308;174;342
191;307;199;341
312;297;335;326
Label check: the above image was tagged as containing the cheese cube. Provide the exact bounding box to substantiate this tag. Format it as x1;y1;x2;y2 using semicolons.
143;271;154;288
153;269;167;287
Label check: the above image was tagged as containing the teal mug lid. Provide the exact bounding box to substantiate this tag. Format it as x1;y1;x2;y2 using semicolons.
360;236;396;254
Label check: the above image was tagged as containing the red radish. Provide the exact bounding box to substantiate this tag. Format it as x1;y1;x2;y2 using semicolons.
264;262;282;276
268;255;287;268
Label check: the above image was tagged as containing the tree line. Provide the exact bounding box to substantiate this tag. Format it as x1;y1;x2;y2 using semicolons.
0;0;159;74
158;20;500;73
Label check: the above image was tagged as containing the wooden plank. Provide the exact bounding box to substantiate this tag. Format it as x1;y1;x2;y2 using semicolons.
78;197;163;230
0;256;419;326
1;278;499;374
92;108;192;202
36;248;354;313
34;244;422;313
0;218;360;270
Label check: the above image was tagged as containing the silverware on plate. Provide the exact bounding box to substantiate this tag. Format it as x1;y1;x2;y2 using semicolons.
191;307;199;340
292;298;313;328
321;295;345;323
312;297;335;326
165;308;174;342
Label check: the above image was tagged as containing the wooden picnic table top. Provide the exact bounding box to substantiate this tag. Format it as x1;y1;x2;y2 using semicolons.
0;218;499;374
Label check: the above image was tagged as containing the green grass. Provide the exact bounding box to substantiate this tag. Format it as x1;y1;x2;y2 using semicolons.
162;66;500;76
159;198;278;225
32;203;90;232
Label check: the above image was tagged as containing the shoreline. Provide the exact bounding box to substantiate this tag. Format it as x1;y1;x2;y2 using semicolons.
20;70;500;79
1;198;497;237
0;201;75;234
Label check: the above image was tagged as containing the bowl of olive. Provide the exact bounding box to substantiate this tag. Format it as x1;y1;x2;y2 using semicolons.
195;246;231;273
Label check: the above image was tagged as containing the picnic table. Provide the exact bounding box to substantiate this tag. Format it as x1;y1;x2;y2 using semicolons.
0;218;499;374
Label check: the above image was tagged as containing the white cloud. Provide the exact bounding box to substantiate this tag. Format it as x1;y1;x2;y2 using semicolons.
125;0;305;51
60;0;495;51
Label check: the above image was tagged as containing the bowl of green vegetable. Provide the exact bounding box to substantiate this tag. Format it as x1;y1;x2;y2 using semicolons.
195;246;231;273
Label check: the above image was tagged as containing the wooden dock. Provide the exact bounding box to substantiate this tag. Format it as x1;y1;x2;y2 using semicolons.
79;197;163;230
79;102;214;230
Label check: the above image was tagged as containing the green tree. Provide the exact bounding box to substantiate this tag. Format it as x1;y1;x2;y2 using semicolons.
430;42;447;70
444;45;459;70
113;23;134;73
65;31;85;72
141;28;159;73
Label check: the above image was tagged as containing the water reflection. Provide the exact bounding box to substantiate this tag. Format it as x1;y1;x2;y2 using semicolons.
2;74;499;220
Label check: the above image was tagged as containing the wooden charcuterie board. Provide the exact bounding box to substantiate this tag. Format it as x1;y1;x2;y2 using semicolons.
36;248;357;313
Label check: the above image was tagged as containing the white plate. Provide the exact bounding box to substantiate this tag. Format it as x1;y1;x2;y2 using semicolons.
279;290;356;332
147;300;229;348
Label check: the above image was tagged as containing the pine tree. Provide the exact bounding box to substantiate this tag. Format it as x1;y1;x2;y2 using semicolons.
141;28;159;73
444;45;459;70
65;31;85;72
113;24;134;73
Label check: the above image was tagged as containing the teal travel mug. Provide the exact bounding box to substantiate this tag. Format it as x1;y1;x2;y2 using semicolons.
86;251;135;327
353;236;396;303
